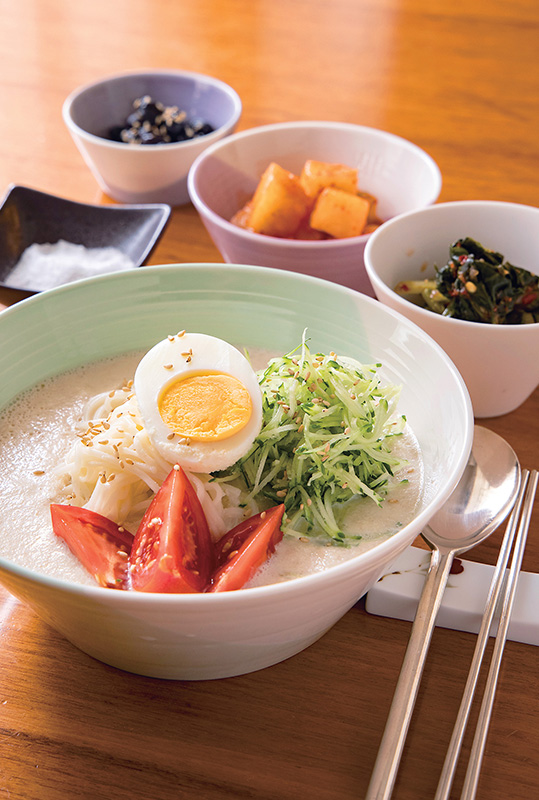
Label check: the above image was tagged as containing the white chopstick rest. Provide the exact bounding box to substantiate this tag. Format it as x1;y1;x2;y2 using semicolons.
365;545;539;647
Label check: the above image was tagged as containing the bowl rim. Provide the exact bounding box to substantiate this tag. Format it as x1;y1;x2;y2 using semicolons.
62;68;242;151
187;119;442;248
364;199;539;330
0;261;473;603
0;182;172;219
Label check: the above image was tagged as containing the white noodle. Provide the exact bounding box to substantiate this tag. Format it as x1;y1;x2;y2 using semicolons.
56;385;252;539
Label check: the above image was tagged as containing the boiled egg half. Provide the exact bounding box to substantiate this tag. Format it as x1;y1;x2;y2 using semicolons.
134;332;263;473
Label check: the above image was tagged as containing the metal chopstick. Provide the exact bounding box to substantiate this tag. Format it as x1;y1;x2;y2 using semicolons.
459;469;538;800
433;470;530;800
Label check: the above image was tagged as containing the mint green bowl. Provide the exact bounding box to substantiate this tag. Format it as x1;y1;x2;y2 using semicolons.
0;264;473;679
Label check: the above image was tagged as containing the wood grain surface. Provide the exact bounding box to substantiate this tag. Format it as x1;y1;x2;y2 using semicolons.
0;1;538;798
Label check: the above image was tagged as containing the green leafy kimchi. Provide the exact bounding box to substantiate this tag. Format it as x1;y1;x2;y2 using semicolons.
214;339;407;545
395;237;539;324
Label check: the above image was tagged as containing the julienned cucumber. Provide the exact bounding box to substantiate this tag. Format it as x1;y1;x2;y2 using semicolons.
216;339;407;545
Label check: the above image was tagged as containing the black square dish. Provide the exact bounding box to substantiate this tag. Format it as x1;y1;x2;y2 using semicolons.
0;185;171;294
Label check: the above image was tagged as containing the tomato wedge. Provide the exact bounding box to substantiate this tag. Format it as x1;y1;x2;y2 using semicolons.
129;465;213;593
50;504;133;589
208;504;285;593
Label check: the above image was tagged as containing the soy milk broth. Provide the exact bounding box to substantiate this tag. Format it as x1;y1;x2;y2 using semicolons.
0;349;423;588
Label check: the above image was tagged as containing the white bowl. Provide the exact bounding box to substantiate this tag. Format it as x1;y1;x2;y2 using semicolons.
187;121;441;294
0;264;472;679
63;70;242;205
364;201;539;418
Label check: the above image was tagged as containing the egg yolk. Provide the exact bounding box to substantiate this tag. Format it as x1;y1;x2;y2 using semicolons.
158;371;253;442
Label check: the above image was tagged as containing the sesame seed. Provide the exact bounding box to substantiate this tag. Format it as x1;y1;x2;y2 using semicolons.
33;469;45;476
167;433;175;440
177;330;186;337
164;363;173;369
276;490;286;497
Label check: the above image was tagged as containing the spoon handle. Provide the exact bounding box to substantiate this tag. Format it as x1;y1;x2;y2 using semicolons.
365;544;455;800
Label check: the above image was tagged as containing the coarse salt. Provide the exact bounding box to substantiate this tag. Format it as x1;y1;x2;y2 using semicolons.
5;240;136;291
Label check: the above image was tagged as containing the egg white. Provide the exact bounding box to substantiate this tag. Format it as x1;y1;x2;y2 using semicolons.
134;332;263;473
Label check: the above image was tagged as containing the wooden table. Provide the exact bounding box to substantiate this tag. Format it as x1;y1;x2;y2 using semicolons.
1;1;538;798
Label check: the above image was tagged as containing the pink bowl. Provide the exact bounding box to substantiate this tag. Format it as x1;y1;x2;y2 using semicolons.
188;121;442;294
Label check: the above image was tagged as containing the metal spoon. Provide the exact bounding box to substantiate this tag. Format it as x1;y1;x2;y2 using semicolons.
366;425;521;800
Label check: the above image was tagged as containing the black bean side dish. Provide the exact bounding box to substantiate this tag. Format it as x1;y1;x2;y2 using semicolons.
107;95;215;145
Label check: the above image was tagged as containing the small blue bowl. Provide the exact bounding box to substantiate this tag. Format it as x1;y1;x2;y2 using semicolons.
63;70;242;205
